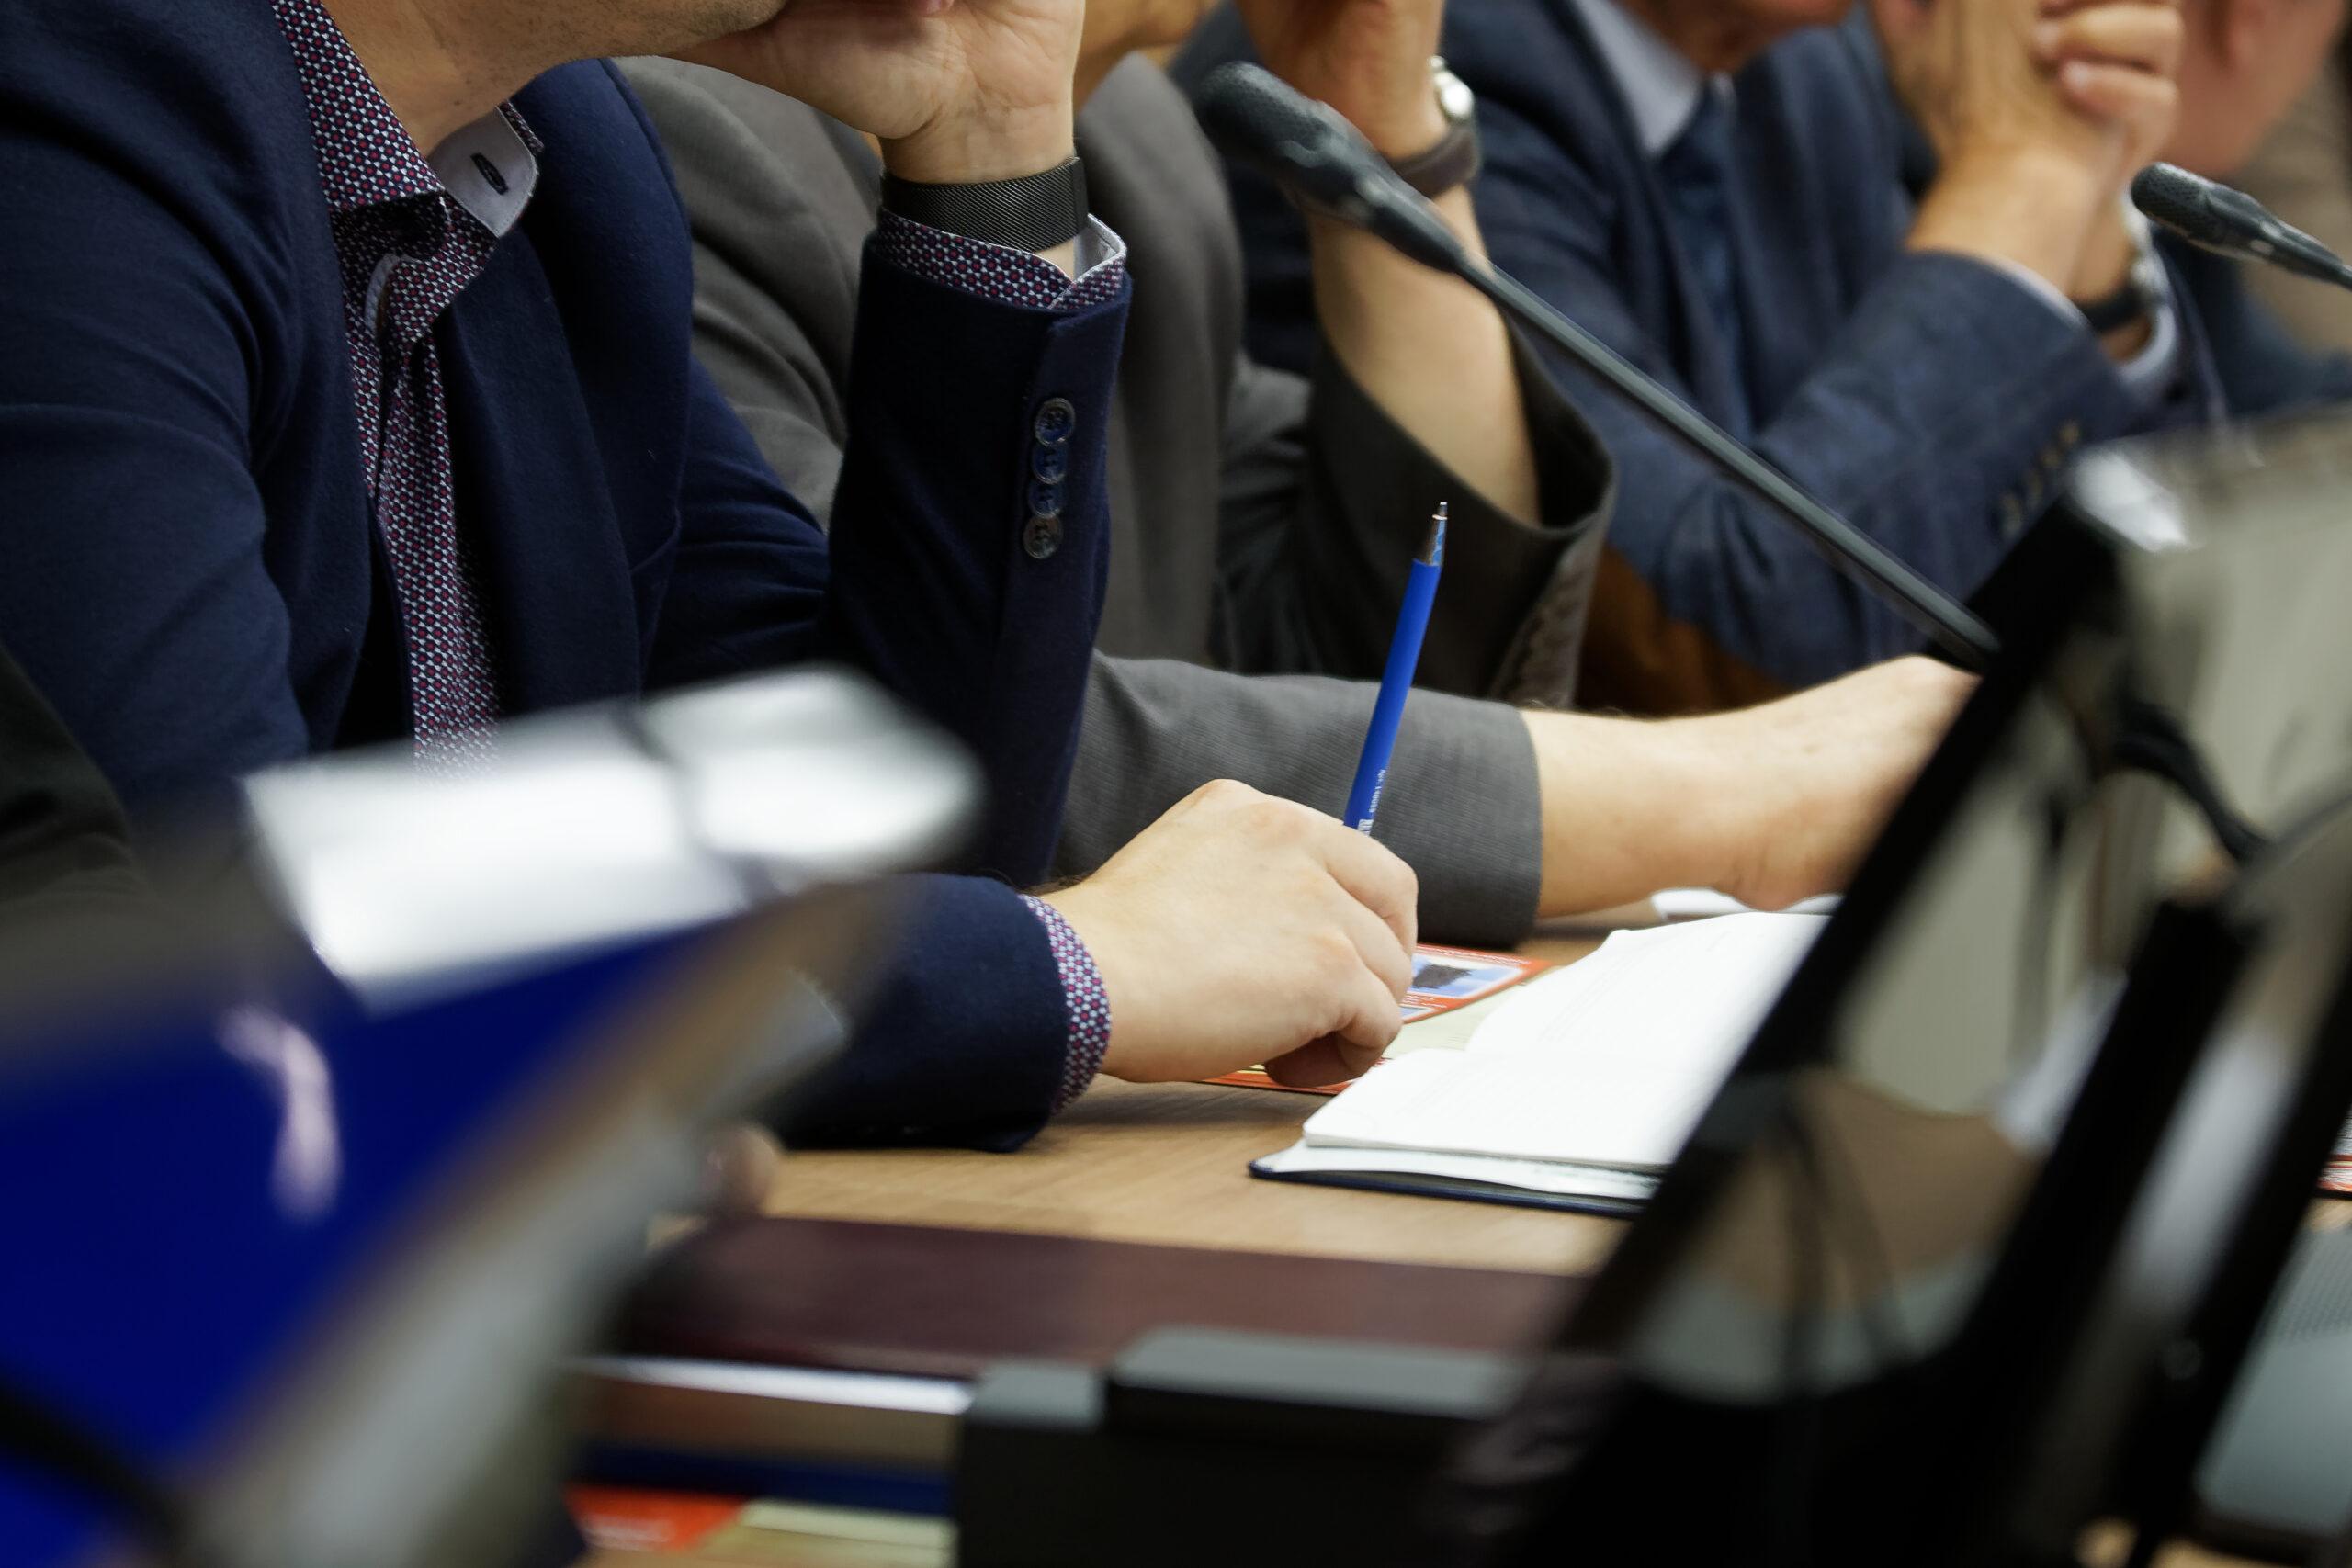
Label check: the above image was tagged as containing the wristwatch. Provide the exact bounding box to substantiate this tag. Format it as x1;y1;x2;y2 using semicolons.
2075;249;2165;337
879;156;1091;254
1385;57;1482;199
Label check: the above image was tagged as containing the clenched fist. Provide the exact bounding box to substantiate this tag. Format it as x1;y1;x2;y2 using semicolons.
1874;0;2181;191
1233;0;1448;157
679;0;1084;184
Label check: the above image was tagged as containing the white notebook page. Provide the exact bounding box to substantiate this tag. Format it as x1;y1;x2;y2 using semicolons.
1302;913;1826;1170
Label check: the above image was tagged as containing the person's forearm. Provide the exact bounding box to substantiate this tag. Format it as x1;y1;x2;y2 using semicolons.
1527;659;1973;917
1307;190;1541;523
819;244;1123;883
1909;148;2107;293
879;102;1080;277
2069;203;2154;361
1916;158;2151;363
1525;708;1737;916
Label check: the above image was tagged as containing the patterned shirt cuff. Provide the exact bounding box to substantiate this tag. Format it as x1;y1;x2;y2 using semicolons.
1020;894;1113;1112
875;211;1129;311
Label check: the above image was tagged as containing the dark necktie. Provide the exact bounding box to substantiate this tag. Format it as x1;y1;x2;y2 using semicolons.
1657;85;1752;439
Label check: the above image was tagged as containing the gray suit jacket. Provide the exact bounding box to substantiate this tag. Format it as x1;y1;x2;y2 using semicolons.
622;56;1616;943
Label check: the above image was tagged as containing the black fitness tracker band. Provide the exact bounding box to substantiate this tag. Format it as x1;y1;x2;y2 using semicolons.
879;156;1090;254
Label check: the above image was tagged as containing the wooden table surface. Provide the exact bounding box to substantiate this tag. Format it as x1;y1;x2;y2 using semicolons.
754;1076;1623;1275
583;923;2335;1568
586;931;1615;1567
749;930;1619;1277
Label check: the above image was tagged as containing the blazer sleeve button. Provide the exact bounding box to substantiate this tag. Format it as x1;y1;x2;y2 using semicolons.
1033;397;1077;446
1023;514;1064;560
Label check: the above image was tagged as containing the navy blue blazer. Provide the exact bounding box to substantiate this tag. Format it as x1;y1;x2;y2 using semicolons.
1190;2;2352;711
0;0;1132;1146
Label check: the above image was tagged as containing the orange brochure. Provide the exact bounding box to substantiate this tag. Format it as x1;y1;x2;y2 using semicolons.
1204;943;1553;1096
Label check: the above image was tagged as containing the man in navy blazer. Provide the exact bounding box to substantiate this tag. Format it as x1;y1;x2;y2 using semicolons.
0;0;1434;1148
1193;0;2352;714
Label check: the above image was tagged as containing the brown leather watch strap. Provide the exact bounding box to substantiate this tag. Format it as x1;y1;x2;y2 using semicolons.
1386;58;1482;199
1387;117;1483;199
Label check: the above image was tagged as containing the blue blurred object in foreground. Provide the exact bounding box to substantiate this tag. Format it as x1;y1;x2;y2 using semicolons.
0;668;978;1568
0;928;699;1567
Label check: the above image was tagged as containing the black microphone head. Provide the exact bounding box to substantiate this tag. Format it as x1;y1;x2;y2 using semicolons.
1192;62;1362;182
2132;161;2352;288
2132;163;2237;252
1191;62;1469;271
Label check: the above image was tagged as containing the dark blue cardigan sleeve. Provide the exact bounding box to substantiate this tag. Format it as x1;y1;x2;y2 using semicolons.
653;252;1129;889
0;32;315;812
654;261;1129;1149
654;265;1131;1147
629;83;1130;1146
777;874;1073;1152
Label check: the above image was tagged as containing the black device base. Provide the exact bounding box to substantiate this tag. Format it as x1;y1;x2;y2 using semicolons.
953;1328;1602;1568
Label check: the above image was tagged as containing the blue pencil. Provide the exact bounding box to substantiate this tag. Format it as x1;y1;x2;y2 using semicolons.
1343;503;1448;833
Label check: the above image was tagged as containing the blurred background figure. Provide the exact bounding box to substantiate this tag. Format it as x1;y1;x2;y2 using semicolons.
2145;0;2352;403
2167;0;2349;182
1184;0;2352;715
2224;29;2352;349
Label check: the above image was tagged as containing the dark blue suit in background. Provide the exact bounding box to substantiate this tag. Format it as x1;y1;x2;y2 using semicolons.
0;0;1131;1145
1187;0;2352;713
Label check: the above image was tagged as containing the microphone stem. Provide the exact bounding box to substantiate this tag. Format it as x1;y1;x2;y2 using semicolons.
1459;255;2002;670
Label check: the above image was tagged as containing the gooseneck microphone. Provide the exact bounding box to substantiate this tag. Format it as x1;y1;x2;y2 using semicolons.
2131;163;2352;293
1193;62;2000;672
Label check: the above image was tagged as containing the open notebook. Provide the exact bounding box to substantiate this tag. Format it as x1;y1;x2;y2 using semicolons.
1252;912;1827;1214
